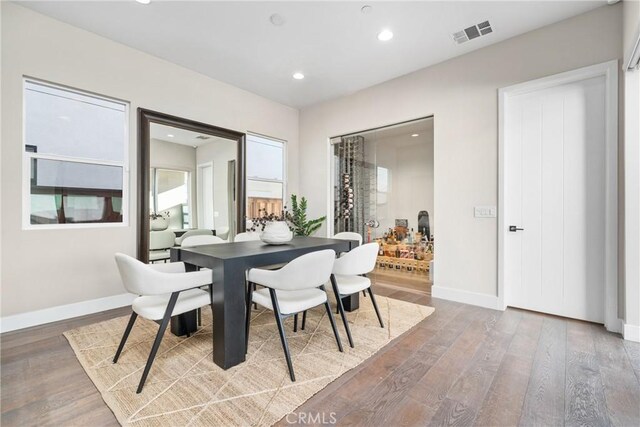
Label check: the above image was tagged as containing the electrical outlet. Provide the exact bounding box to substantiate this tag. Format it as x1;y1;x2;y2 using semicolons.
474;206;497;218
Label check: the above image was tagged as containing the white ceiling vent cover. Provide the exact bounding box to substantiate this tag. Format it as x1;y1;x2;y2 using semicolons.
453;20;493;44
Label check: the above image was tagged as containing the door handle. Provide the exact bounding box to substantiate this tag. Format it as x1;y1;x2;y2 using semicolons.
509;225;524;232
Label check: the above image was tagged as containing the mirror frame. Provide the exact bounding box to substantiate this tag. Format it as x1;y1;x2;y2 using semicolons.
137;108;246;262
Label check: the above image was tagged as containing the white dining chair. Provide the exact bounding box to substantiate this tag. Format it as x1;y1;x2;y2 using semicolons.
113;253;213;393
233;231;262;242
333;232;367;298
149;230;176;263
174;229;213;246
244;250;343;381
216;226;230;240
181;235;227;247
181;235;225;313
333;231;363;246
330;242;383;348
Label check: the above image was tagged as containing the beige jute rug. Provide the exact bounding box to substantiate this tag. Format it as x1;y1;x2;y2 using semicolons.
65;295;434;426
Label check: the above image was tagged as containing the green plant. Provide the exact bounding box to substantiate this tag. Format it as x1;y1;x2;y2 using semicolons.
247;208;289;232
286;194;326;236
150;211;170;220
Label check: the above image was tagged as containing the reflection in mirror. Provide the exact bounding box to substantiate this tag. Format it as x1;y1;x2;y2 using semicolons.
246;134;285;218
148;122;238;262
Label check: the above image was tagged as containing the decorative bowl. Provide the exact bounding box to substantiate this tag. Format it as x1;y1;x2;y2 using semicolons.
150;217;169;231
260;221;293;245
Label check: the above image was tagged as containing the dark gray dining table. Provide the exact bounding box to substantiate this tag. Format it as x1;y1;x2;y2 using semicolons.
170;236;359;370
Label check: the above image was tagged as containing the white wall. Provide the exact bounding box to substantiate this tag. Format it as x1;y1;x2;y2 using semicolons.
623;0;640;340
299;5;622;301
365;133;434;236
0;3;299;318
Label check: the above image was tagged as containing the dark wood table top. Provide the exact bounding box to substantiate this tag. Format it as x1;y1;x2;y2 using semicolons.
173;236;356;261
169;235;360;369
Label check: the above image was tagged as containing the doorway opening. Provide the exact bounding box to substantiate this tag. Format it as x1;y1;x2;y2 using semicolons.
331;117;434;294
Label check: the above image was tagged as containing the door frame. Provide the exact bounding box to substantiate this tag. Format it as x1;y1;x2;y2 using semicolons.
137;108;246;263
196;161;214;229
498;60;619;332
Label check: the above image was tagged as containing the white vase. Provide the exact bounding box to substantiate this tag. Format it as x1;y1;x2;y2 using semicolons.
260;221;293;245
150;217;169;231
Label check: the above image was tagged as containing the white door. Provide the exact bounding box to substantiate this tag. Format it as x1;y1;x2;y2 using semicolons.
197;163;214;229
504;75;606;323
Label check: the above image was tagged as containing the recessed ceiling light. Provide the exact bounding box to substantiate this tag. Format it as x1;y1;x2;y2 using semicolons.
361;5;372;14
167;134;174;138
411;133;419;137
270;13;285;26
292;72;305;80
377;29;393;41
135;0;151;4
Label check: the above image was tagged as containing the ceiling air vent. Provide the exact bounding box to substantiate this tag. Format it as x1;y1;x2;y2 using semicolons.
453;20;493;44
195;135;211;140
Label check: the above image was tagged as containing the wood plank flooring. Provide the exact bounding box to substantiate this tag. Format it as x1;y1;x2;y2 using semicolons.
369;268;432;294
2;285;639;427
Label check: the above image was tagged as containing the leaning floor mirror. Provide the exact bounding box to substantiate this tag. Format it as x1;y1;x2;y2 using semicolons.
137;109;246;263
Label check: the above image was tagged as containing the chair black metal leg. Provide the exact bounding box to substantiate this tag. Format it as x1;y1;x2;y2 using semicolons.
301;311;307;331
322;299;344;353
208;284;214;318
197;308;201;327
113;312;138;363
252;282;257;310
368;287;384;328
293;313;298;332
137;292;179;394
269;288;295;382
245;281;254;355
330;275;354;348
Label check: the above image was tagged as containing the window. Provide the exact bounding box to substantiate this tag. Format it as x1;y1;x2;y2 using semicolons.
23;79;128;228
149;168;191;229
377;166;389;204
246;134;285;217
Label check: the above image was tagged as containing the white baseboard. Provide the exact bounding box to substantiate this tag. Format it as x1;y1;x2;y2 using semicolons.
431;285;502;311
623;323;640;342
0;293;135;333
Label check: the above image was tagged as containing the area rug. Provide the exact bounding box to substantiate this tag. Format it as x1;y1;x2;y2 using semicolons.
64;295;434;426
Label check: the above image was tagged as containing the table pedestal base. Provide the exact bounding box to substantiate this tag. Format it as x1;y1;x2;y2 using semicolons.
170;310;199;336
342;293;360;312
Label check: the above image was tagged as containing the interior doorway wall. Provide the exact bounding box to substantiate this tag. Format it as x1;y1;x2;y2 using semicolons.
330;117;435;294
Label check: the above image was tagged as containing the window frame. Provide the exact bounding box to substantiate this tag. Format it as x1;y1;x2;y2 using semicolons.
22;77;130;230
246;132;287;209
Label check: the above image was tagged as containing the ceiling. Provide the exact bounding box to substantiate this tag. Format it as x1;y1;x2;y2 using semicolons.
150;123;231;147
353;117;433;140
358;117;434;148
18;1;607;108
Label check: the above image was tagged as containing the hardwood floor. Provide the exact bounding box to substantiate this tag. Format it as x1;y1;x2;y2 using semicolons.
369;268;432;294
2;286;639;427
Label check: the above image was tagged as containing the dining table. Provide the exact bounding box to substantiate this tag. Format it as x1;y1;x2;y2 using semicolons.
170;236;360;370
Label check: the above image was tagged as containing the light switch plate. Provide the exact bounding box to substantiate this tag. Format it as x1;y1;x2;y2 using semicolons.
474;206;497;218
